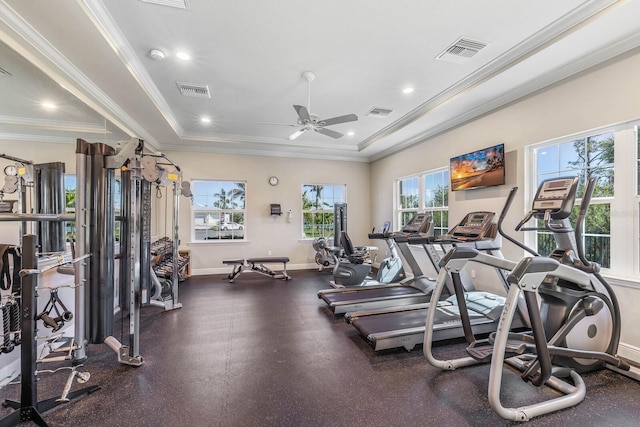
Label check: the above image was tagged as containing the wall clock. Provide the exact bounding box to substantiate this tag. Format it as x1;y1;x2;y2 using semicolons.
268;176;279;186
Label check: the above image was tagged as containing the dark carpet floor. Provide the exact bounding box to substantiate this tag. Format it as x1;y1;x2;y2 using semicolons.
1;269;640;426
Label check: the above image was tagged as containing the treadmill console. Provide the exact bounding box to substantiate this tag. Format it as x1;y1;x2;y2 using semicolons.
532;176;579;220
450;211;495;241
401;213;432;234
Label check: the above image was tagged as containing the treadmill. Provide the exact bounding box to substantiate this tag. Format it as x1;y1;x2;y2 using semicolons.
317;213;443;315
346;189;527;351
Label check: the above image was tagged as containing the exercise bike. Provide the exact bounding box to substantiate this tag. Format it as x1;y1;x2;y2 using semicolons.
331;215;431;287
423;176;633;422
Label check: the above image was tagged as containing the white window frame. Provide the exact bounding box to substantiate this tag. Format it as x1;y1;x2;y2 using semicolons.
190;179;247;243
395;167;449;234
526;120;640;280
301;183;346;241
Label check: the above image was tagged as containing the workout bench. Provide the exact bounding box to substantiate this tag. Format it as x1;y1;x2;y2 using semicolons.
223;257;291;282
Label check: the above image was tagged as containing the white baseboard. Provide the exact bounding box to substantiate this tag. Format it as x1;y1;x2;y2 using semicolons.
618;342;640;364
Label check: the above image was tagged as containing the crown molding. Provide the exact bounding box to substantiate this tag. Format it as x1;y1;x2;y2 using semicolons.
160;138;368;163
370;33;640;162
0;132;81;144
0;115;110;133
0;0;159;149
78;0;185;137
359;0;621;154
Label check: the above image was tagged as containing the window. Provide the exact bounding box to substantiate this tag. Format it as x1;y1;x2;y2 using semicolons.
396;168;449;235
192;180;246;241
64;175;122;241
301;184;345;239
531;131;614;268
423;169;449;236
64;175;76;240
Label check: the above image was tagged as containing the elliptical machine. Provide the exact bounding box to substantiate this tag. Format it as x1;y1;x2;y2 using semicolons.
487;176;628;421
423;176;631;422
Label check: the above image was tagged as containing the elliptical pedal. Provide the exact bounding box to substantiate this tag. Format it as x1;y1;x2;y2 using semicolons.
466;334;531;362
466;339;493;362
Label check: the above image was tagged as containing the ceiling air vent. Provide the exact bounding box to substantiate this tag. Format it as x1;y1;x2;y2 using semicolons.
141;0;188;9
367;107;393;118
0;67;11;76
176;82;211;98
436;37;488;64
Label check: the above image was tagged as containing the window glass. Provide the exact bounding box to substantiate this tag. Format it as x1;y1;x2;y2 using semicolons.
64;175;76;240
396;168;449;235
192;180;246;241
301;184;346;239
533;131;613;268
399;177;419;210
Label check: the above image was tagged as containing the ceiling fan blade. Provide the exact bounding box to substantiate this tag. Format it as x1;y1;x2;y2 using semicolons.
315;127;343;139
293;105;311;123
288;128;308;140
319;113;358;127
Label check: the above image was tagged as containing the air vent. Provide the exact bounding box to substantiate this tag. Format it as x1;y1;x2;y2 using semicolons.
436;37;488;64
141;0;188;9
0;67;11;76
367;107;393;118
176;82;211;98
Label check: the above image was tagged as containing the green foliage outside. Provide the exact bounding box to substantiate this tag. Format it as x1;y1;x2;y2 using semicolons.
302;185;336;238
536;135;613;267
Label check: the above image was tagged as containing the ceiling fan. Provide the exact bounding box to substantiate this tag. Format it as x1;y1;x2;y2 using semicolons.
263;71;358;140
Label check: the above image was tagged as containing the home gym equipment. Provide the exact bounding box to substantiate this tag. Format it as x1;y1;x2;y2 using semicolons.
150;236;190;299
423;176;633;422
318;212;435;315
331;231;374;286
223;257;292;282
368;222;406;284
0;234;99;427
34;162;67;253
74;138;190;367
331;221;407;287
346;200;522;352
312;236;336;269
1;299;20;354
35;288;73;333
334;202;347;248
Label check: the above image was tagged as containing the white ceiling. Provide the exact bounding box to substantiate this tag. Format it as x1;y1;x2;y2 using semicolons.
1;0;640;162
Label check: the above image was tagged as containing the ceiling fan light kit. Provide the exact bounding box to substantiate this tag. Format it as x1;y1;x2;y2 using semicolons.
263;71;358;141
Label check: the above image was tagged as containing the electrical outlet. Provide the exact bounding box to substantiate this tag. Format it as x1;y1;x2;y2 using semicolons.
268;250;272;256
471;269;476;279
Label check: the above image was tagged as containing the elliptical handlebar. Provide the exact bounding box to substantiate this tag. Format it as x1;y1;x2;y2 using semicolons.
575;178;597;270
499;187;539;256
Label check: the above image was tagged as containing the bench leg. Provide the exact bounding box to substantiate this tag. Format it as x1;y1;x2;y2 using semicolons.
248;262;292;281
227;264;244;282
282;262;291;281
249;263;276;278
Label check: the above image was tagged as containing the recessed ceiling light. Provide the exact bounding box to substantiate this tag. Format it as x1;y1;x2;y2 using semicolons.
41;101;57;110
347;131;355;136
176;51;191;61
200;117;211;124
402;87;414;94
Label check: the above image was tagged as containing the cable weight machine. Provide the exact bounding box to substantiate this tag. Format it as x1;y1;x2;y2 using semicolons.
75;138;190;366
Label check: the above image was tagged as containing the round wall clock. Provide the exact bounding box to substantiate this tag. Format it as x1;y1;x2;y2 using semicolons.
4;165;17;176
268;176;279;186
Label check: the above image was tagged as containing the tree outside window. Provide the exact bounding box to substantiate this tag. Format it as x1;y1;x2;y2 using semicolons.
396;168;449;234
192;180;246;241
301;184;345;239
534;132;613;267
